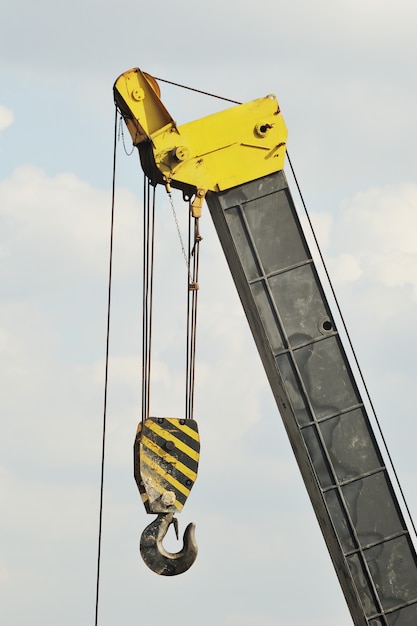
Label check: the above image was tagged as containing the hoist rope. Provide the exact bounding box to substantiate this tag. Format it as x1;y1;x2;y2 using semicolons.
186;216;201;421
141;179;201;423
141;178;156;423
94;106;118;626
164;188;201;421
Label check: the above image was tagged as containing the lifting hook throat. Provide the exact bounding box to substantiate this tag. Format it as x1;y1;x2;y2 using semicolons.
140;512;198;576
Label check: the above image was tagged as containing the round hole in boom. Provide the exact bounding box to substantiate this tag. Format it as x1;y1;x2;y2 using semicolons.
321;320;332;332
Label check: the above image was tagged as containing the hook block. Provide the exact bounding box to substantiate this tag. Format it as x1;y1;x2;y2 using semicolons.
134;417;200;514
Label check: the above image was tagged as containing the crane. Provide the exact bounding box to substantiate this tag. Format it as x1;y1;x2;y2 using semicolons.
113;68;417;625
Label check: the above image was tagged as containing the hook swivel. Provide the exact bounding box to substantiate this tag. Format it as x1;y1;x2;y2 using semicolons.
140;512;198;576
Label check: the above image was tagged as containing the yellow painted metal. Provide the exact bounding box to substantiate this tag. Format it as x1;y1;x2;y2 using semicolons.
113;68;175;144
145;420;200;462
134;417;200;514
113;68;288;194
142;437;198;482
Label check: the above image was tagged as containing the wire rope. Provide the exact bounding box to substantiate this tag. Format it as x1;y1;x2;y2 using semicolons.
141;178;157;424
185;209;192;420
141;175;149;422
166;189;201;421
153;76;240;105
185;213;201;421
94;106;118;626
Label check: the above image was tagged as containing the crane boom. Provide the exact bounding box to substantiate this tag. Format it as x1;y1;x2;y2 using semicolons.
114;68;417;624
206;170;417;626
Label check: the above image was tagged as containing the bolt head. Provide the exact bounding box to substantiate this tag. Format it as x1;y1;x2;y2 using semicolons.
174;146;190;161
131;88;145;102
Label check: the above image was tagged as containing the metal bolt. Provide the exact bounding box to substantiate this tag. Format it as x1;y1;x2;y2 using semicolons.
165;440;175;451
131;88;145;102
255;122;273;138
174;146;190;161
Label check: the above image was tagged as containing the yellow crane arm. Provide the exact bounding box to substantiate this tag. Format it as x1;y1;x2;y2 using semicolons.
113;67;288;209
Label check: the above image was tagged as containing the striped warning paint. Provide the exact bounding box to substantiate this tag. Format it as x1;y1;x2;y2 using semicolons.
134;417;200;514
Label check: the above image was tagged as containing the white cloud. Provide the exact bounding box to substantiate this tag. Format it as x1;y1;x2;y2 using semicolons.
0;105;13;133
0;164;272;486
334;182;417;296
303;181;417;298
301;182;417;486
0;159;357;626
328;252;363;283
2;5;417;623
300;210;333;251
0;164;143;282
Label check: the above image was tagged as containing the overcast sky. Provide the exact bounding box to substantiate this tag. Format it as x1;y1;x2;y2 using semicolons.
2;2;417;626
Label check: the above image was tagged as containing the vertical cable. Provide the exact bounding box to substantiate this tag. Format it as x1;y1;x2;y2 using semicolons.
141;175;149;423
185;213;201;422
94;106;118;626
189;225;200;421
141;177;156;424
185;207;192;420
146;184;156;420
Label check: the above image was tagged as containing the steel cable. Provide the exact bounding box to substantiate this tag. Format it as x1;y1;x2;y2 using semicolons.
185;212;201;421
141;178;157;424
94;106;118;626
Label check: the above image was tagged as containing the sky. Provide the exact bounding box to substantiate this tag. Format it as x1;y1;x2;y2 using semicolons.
1;1;417;625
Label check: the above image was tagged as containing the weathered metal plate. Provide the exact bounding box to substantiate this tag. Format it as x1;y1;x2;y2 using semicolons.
134;417;200;514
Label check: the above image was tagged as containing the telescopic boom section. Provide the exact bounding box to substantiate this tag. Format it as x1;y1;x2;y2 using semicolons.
114;68;417;623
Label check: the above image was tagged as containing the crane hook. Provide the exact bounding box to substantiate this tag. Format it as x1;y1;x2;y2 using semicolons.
140;512;198;576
